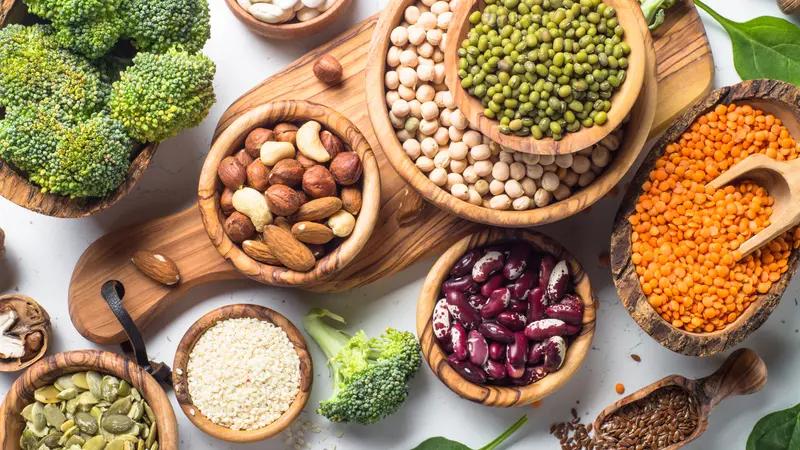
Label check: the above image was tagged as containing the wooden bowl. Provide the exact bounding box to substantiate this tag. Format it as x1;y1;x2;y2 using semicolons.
365;0;657;227
416;228;597;407
0;0;158;218
444;0;647;155
0;295;51;372
197;100;380;286
224;0;353;40
172;304;313;443
611;79;800;357
0;350;178;450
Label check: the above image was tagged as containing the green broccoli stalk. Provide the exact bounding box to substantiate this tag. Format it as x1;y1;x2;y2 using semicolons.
303;308;422;425
638;0;676;30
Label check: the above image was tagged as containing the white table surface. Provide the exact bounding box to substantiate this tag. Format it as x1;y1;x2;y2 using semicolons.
1;1;799;449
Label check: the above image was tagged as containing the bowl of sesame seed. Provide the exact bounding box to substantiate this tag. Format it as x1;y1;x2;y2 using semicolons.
172;304;313;443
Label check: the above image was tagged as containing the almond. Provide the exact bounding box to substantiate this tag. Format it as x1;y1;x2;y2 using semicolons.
262;225;316;271
302;165;337;198
292;221;334;245
242;240;282;265
340;187;362;215
290;197;343;222
329;152;363;186
269;159;305;187
132;250;181;286
265;185;302;216
247;160;270;192
245;128;273;158
218;156;247;190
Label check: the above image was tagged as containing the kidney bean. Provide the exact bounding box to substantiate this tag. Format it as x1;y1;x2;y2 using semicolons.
546;260;570;302
508;300;529;314
538;255;556;289
506;331;528;368
440;334;454;353
468;294;490;312
508;269;538;299
432;298;451;340
511;366;549;386
524;318;567;341
445;292;481;330
562;294;584;311
483;244;510;255
472;251;505;282
447;354;488;384
451;249;481;277
443;276;479;294
527;287;546;323
502;245;531;281
483;359;507;380
467;330;489;366
497;311;526;331
543;336;567;372
527;341;546;366
450;323;468;361
480;288;511;318
565;323;582;335
545;302;583;325
488;342;506;362
480;274;505;297
478;322;514;343
505;359;525;379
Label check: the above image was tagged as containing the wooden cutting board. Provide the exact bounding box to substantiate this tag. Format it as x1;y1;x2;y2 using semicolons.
68;1;714;345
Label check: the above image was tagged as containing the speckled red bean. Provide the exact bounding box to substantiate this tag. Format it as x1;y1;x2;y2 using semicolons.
443;275;479;294
527;287;546;323
505;359;525;379
446;292;481;330
467;330;489;366
440;334;454;353
432;298;451;340
545;302;583;325
562;294;584;311
503;245;531;280
497;311;527;331
538;255;556;289
478;322;514;343
511;365;549;386
480;274;505;297
565;323;582;335
508;269;538;299
506;331;528;368
508;300;528;314
524;318;567;341
450;323;468;361
451;249;481;277
468;294;489;312
472;251;505;282
543;336;567;372
483;359;507;380
488;341;506;361
447;354;488;384
527;341;546;365
546;260;570;302
480;288;511;318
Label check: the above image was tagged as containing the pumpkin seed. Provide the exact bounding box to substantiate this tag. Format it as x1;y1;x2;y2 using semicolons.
86;372;103;398
77;392;100;408
20;429;39;450
117;380;131;398
65;434;86;447
127;402;144;421
30;402;47;430
60;420;75;432
66;398;79;415
58;425;79;445
43;403;66;428
131;389;141;402
102;414;135;434
58;388;80;401
143;404;154;424
82;435;107;450
108;397;132;416
74;412;98;434
72;373;90;390
137;439;145;450
55;375;76;391
21;403;35;422
34;386;62;404
144;423;157;449
150;442;158;450
40;431;63;447
100;376;120;402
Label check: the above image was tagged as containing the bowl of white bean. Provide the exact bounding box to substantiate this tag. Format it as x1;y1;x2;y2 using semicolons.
225;0;353;40
365;0;658;227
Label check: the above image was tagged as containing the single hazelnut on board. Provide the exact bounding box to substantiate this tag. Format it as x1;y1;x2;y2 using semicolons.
224;212;256;243
265;185;302;216
329;152;363;185
269;159;305;187
313;54;343;84
302;165;337;198
245;128;274;158
320;130;344;159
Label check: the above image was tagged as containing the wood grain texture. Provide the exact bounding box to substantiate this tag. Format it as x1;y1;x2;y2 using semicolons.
611;79;800;357
0;295;51;372
0;350;178;450
593;348;766;449
68;4;714;345
778;0;799;14
444;0;647;155
224;0;352;40
416;228;596;407
172;304;312;442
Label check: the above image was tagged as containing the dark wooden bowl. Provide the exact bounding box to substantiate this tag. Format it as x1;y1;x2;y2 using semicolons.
197;100;381;286
365;0;658;227
611;79;800;356
417;228;597;407
0;295;51;372
224;0;353;40
0;350;178;450
172;304;312;443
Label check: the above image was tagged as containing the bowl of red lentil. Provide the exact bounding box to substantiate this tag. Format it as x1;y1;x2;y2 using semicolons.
610;79;800;357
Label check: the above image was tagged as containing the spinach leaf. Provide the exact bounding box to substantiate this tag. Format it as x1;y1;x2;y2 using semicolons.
694;0;800;86
412;416;528;450
747;403;800;450
638;0;677;30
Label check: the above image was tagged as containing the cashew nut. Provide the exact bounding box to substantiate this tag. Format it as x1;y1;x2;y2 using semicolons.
327;210;355;237
296;121;331;163
260;141;296;166
232;187;273;232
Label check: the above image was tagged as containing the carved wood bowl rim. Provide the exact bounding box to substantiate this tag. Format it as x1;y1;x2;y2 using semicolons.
0;350;179;450
610;79;800;357
172;304;313;443
223;0;354;40
198;99;381;287
365;0;658;227
416;228;597;407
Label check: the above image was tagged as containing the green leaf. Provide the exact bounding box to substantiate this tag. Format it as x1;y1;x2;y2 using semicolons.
694;0;800;86
412;416;528;450
747;403;800;450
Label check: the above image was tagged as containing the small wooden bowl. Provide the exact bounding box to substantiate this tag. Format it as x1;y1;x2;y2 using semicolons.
172;304;313;443
0;350;178;450
198;100;381;286
365;0;657;227
444;0;647;155
0;295;52;372
611;79;800;356
417;228;597;407
224;0;353;40
778;0;799;14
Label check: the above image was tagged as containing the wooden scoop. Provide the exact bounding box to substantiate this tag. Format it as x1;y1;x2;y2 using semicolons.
594;348;767;450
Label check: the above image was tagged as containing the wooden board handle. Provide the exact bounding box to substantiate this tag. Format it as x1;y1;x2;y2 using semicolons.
695;348;767;411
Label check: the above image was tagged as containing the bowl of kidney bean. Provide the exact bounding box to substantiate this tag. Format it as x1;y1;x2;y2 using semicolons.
416;228;597;407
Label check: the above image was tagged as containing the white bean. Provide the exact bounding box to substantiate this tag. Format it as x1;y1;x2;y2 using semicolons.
512;196;531;211
542;172;560;192
521;178;536;196
555;153;573;168
509;162;525;180
451;183;469;200
534;188;552;207
505;179;524;199
538;154;555;166
474;160;493;177
562;170;578;187
489;195;512;210
553;183;571;201
578;171;596;187
592;145;611;167
248;3;285;23
571;155;591;174
522;153;540;165
489;179;505;196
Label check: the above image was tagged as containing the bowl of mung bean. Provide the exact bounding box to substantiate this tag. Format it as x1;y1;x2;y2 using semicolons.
611;79;800;357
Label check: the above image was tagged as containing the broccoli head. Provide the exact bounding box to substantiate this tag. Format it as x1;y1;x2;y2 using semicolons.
109;48;216;143
23;0;119;25
120;0;210;54
23;0;124;58
303;309;422;425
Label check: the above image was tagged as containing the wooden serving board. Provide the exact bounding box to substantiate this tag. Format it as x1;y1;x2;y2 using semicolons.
68;1;714;345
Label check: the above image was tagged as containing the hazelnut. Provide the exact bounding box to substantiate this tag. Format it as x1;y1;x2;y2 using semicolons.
24;331;44;357
296;153;318;169
273;216;293;232
265;185;302;216
274;123;299;145
220;188;236;216
296;189;309;206
218;156;247;190
313;54;343;84
302;165;338;198
329;152;363;185
307;243;326;260
235;149;255;168
224;212;256;243
269;159;305;187
246;128;273;158
247;160;270;192
340;187;362;215
320;130;344;159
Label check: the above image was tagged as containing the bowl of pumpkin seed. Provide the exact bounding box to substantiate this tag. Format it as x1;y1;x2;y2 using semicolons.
0;350;177;450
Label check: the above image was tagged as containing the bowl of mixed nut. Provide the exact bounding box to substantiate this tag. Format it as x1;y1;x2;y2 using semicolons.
198;100;381;286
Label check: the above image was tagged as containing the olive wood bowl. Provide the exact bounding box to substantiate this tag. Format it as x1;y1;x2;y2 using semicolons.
0;0;158;218
197;100;381;286
611;79;800;357
0;295;51;372
593;348;767;449
444;0;647;155
365;0;657;227
172;304;313;443
0;350;179;450
224;0;353;40
417;228;596;407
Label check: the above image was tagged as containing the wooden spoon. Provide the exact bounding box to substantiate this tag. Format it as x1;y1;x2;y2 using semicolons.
594;348;767;449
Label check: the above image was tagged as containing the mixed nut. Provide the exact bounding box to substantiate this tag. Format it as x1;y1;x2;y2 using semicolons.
0;296;50;371
238;0;338;25
433;241;584;386
19;371;159;450
218;120;363;272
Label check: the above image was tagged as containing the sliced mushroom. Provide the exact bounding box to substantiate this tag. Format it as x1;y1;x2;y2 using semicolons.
0;295;51;372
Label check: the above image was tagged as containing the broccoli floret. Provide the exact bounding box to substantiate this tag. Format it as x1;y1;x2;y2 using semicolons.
53;15;124;59
120;0;210;54
23;0;119;25
303;309;422;425
23;0;124;58
109;48;216;143
638;0;676;30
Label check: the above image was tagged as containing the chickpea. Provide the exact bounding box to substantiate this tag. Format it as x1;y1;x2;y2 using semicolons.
416;156;434;172
416;84;435;102
419;42;435;58
396;129;413;143
439;108;452;127
534;188;552;207
417;64;434;82
408;25;426;45
432;48;444;63
430;1;449;13
522;153;540;165
474;179;489;196
542;172;560;192
562;170;579;188
434;149;451;169
385;71;400;90
462;130;482;148
398;67;417;87
437;11;452;29
418;101;437;121
468;188;483;205
578;171;596;187
398;85;416;101
429;167;447;186
403;139;421;159
433;63;446;84
399;50;418;68
449;126;464;142
441;91;455;109
553;183;571;201
492;161;510;181
512;196;532;211
474;160;492;177
489;179;505;196
434;91;447;108
538;154;555;166
447;142;467;160
446;172;464;190
418;56;434;66
420;137;439;158
571;155;591;174
450;158;467;174
418;11;437;30
470;144;491;160
462;165;478;184
509;162;525;181
450;109;468;130
433;127;450;145
391;99;410;117
592;145;612;167
404;5;420;24
389;112;405;129
408;99;422;118
390;26;409;46
386;90;400;108
505;179;524;199
419;118;439;135
387;46;402;67
426;29;443;46
521;178;536;196
451;183;469;200
481;198;491;208
489;195;512;210
555;153;573;169
421;0;436;6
